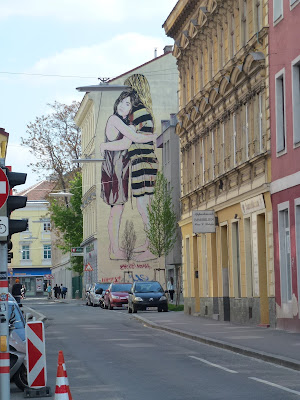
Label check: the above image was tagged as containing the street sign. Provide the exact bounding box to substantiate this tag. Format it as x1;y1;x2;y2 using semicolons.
192;210;216;234
84;263;93;272
44;274;54;280
25;321;47;388
0;169;9;210
71;247;83;256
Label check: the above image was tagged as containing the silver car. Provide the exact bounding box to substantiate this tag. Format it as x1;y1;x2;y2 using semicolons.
88;283;110;306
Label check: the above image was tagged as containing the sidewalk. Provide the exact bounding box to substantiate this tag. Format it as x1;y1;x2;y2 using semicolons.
133;311;300;371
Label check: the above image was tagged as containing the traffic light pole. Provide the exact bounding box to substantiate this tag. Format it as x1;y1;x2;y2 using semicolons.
0;239;9;400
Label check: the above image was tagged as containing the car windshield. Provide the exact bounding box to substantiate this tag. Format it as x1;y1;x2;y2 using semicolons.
135;282;163;293
95;283;109;291
110;284;132;292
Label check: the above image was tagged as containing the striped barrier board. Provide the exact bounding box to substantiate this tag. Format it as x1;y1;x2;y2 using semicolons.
26;321;47;388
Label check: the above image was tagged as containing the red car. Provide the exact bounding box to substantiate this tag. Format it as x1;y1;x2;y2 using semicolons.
104;283;132;310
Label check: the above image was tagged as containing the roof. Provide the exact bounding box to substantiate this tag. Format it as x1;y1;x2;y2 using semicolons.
17;180;57;201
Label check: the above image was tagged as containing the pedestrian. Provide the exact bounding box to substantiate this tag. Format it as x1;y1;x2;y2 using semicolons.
167;277;175;303
47;283;52;299
21;284;26;299
11;278;22;304
53;284;59;299
61;285;67;299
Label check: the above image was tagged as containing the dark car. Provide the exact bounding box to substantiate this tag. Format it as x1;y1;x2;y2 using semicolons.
104;283;132;310
128;281;168;313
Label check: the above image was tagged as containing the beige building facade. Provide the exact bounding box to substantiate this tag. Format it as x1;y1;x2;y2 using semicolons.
164;0;275;325
75;50;179;289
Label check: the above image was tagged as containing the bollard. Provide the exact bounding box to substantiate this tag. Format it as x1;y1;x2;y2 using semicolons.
75;290;80;300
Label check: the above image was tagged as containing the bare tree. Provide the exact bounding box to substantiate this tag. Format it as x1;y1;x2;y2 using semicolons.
121;220;137;265
21;101;81;192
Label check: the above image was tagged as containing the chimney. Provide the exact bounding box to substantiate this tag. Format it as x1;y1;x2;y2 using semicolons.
154;48;157;58
163;45;173;54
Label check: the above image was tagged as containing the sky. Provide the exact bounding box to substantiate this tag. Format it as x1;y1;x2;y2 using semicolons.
0;0;178;190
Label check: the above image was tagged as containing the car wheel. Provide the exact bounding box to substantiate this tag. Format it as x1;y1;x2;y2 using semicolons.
128;304;132;313
158;307;162;312
108;301;113;310
132;304;137;313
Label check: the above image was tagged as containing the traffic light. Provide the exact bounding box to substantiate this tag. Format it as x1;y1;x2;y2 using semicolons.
5;169;28;236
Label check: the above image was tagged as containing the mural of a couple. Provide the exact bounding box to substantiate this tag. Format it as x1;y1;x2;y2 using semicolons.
100;74;158;262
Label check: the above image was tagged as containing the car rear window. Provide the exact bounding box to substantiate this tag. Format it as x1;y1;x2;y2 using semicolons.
95;283;109;291
110;284;132;292
135;282;163;293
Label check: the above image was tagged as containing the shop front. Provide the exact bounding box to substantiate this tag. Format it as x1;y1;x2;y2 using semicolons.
10;268;52;297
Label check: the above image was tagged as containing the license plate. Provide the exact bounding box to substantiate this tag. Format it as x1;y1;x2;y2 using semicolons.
146;307;157;311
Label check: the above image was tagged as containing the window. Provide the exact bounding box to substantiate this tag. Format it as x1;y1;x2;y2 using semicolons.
22;245;30;260
211;130;215;179
291;0;298;4
202;138;205;184
219;26;224;68
245;104;249;159
255;1;262;31
185;237;191;297
278;206;292;302
292;57;300;145
43;245;51;259
241;0;248;46
43;221;51;231
230;12;235;58
209;40;214;79
295;199;300;316
232;221;241;298
273;0;283;22
258;93;264;152
233;113;237;166
201;52;205;88
275;70;286;153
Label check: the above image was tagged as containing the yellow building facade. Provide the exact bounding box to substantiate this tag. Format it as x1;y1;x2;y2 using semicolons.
164;0;275;325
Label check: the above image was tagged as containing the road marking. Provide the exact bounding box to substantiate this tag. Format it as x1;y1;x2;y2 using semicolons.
189;356;238;373
249;377;300;396
226;336;264;339
104;338;135;341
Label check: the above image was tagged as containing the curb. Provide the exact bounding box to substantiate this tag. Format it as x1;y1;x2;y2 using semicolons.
23;305;47;322
133;315;300;372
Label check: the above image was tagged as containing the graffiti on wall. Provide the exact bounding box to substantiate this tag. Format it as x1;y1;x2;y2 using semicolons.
100;74;158;263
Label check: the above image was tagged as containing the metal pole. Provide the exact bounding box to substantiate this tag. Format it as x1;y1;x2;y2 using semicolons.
0;241;9;400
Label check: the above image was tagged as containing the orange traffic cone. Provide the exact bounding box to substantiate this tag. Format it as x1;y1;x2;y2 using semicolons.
54;351;72;400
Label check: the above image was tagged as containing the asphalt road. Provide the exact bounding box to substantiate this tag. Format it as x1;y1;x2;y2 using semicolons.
10;300;300;399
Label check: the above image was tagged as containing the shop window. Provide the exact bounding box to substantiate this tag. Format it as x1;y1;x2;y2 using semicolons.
295;199;300;315
278;205;292;302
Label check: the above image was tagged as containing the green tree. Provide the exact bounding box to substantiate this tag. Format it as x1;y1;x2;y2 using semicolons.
21;101;81;193
121;220;137;265
49;172;83;274
145;171;177;259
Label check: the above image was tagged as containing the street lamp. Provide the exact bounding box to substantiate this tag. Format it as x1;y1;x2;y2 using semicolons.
49;192;73;198
76;84;130;92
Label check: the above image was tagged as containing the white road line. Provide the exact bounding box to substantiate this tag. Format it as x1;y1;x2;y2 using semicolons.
249;377;300;396
189;356;238;373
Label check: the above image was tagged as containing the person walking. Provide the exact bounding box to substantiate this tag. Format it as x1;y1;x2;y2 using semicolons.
47;283;52;299
167;277;175;303
61;285;67;299
12;278;22;304
53;284;59;299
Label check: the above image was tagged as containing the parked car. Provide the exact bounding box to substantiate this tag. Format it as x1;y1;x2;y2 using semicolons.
104;283;132;310
88;283;110;307
128;281;168;313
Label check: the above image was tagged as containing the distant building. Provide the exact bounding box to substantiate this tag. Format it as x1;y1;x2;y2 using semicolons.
157;114;182;295
269;0;300;332
75;48;178;289
10;180;56;297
